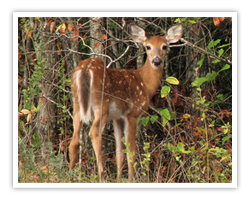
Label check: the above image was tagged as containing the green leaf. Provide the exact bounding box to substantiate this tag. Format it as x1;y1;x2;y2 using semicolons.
202;112;206;119
123;149;129;153
212;59;221;64
141;116;149;127
191;79;199;87
222;134;231;145
150;115;158;124
177;142;184;152
166;77;179;85
191;77;208;87
188;20;196;24
159;108;171;120
197;54;205;67
174;18;181;23
218;48;224;57
143;143;150;151
108;24;117;28
205;71;218;81
198;77;208;86
219;64;230;73
162;117;168;127
218;43;231;48
161;86;171;98
208;39;221;49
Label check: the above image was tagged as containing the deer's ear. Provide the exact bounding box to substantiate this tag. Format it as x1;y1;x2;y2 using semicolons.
165;23;183;44
130;25;147;43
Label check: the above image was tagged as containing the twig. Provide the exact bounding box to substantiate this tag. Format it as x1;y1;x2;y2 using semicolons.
106;46;130;68
180;38;232;66
42;76;72;94
42;94;73;119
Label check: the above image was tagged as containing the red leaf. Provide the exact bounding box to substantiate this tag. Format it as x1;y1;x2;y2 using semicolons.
95;42;101;47
103;34;108;40
46;17;52;28
50;22;56;33
27;30;32;38
68;24;74;31
213;17;225;26
73;27;79;41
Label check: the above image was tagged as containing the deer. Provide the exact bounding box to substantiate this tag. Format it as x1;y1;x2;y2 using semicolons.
69;23;183;183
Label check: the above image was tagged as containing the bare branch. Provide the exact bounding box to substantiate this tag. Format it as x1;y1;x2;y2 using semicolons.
181;38;232;66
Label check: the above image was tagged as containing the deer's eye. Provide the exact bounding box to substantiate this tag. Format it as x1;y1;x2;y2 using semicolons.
162;45;167;50
146;45;151;50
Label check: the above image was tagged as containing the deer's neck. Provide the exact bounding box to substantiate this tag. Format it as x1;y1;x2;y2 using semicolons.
138;59;164;99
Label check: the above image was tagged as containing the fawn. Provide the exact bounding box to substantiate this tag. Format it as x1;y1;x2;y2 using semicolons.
69;23;183;182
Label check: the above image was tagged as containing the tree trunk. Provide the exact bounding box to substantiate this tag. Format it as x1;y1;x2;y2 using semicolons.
90;17;104;60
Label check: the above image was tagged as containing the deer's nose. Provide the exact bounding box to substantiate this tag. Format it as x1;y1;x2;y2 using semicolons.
152;57;162;66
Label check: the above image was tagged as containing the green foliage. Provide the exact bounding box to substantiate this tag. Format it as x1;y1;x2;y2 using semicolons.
140;143;151;179
21;58;45;110
158;108;171;127
191;64;230;87
17;17;232;183
174;17;200;26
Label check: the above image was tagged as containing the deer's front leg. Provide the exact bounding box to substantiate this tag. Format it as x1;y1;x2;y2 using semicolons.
125;116;137;183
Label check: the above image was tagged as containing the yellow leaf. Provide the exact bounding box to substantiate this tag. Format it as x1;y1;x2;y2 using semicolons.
56;23;66;34
166;76;179;85
183;113;191;119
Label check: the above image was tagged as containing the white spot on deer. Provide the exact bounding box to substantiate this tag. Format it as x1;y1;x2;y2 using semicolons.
140;90;142;95
142;101;145;106
141;82;144;86
136;86;139;90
